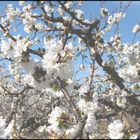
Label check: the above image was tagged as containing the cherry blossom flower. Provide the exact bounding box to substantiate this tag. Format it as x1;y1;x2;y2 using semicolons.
108;120;124;139
132;24;140;33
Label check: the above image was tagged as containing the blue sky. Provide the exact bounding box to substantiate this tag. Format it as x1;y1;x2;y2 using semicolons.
81;1;140;42
0;1;140;80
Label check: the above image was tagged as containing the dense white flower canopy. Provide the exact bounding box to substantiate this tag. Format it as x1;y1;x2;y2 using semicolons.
0;1;140;139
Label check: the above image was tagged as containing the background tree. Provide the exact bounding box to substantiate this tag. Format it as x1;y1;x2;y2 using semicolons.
0;1;140;139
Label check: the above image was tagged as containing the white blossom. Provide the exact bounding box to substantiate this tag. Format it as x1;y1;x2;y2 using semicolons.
65;1;72;9
65;127;76;139
47;106;73;138
113;12;125;23
107;15;114;24
116;96;126;108
85;111;96;133
6;4;20;21
0;40;12;57
19;1;25;6
22;10;36;33
107;12;125;24
48;106;68;126
44;4;53;15
45;88;63;97
58;6;64;16
42;38;75;80
0;118;13;139
108;120;124;139
74;9;84;19
80;64;86;71
38;125;46;133
78;84;89;96
129;133;138;139
100;8;109;17
35;23;45;31
132;24;140;33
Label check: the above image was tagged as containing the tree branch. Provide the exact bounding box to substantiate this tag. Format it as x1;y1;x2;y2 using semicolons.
57;77;81;122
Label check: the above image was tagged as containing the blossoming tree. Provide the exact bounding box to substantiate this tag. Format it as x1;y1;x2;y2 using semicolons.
0;1;140;139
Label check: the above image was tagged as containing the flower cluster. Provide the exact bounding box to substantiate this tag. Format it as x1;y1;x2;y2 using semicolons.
0;36;33;62
108;120;124;139
47;106;75;139
119;42;140;83
77;92;99;135
108;12;125;25
0;118;14;139
22;38;76;92
6;4;20;22
42;38;75;80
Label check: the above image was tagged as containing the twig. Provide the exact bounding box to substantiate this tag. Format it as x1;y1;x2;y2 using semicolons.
57;77;81;122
